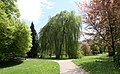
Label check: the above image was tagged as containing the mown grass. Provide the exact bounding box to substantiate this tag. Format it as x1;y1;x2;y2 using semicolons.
0;60;59;74
73;53;120;74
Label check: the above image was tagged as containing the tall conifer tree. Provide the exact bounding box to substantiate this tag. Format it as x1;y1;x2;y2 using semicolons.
27;22;38;58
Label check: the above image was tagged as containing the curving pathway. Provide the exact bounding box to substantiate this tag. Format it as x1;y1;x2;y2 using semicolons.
53;60;88;74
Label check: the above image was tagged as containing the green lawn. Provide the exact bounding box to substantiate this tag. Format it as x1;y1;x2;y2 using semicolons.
73;53;120;74
0;60;59;74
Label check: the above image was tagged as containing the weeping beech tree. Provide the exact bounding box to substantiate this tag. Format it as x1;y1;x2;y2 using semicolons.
39;11;81;59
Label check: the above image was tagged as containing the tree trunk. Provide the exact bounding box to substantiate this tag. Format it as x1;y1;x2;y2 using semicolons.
56;53;60;59
108;46;115;56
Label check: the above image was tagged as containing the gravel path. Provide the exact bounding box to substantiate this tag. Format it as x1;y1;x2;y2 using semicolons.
53;60;88;74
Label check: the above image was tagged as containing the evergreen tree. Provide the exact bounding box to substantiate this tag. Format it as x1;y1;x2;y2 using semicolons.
27;22;39;58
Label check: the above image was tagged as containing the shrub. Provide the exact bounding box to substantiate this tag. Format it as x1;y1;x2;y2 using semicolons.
80;43;91;56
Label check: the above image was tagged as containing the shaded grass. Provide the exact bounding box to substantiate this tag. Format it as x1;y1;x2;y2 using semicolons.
73;53;120;74
0;59;23;68
0;60;59;74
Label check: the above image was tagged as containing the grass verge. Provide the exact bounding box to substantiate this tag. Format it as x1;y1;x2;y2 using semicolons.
0;59;59;74
72;53;120;74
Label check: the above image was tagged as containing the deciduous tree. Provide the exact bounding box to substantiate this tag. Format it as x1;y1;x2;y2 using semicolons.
76;0;120;57
39;11;81;59
0;0;32;60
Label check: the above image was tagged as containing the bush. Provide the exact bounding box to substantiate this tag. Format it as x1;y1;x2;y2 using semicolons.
77;51;84;58
80;43;91;56
90;44;99;55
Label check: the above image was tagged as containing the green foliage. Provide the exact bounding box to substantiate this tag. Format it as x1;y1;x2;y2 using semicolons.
0;0;32;60
77;51;84;59
39;10;81;59
0;60;60;74
80;43;91;56
0;0;20;18
0;19;32;60
90;44;99;55
27;22;39;58
12;20;32;57
73;53;120;74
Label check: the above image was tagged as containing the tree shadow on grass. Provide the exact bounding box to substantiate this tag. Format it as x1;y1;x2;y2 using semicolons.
0;59;23;68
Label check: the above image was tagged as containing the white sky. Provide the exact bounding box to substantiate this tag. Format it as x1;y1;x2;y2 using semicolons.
17;0;55;21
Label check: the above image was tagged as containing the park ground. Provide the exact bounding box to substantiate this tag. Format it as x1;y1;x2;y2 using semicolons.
0;53;120;74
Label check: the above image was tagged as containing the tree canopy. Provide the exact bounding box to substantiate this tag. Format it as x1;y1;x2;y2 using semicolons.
39;10;81;59
77;0;120;64
0;0;32;60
